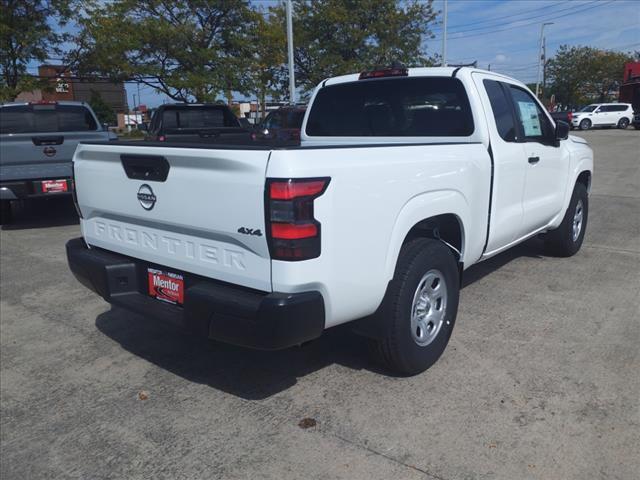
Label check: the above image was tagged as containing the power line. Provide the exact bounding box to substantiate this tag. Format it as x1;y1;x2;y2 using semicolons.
431;0;566;31
432;0;590;34
450;0;598;35
430;0;615;41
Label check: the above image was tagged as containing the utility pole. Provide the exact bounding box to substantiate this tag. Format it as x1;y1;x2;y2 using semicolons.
441;0;448;67
488;64;491;71
535;22;553;98
542;36;547;97
286;0;296;104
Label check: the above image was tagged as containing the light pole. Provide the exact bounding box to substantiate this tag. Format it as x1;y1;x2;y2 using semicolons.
441;0;448;67
535;22;553;98
286;0;296;104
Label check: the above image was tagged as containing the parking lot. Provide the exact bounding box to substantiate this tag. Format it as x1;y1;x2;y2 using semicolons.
1;128;638;479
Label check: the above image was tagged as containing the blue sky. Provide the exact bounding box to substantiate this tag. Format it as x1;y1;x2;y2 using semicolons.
430;0;639;83
27;0;639;107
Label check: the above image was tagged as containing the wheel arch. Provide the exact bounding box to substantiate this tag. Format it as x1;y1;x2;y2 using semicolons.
384;191;469;285
576;170;591;193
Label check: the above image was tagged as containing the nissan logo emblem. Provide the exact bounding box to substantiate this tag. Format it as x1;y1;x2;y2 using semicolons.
43;146;56;157
137;184;156;210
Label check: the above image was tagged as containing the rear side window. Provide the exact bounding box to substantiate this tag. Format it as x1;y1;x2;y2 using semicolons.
0;104;97;134
610;105;629;112
160;107;239;131
483;80;516;142
306;77;474;137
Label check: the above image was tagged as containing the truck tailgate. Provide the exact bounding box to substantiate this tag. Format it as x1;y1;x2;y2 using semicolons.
74;143;272;292
0;131;108;181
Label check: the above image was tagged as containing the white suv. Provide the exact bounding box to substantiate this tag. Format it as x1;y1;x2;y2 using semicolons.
571;103;633;130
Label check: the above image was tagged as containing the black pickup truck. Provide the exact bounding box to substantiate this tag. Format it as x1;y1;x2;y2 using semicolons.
145;104;251;143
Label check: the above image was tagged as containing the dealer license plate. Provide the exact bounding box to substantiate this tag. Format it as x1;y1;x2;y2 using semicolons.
42;179;68;193
147;268;184;305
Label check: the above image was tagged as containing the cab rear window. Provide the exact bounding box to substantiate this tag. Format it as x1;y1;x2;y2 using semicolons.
0;104;98;134
160;106;239;131
306;77;474;137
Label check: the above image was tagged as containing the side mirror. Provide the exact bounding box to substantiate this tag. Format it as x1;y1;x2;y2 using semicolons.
102;123;109;131
555;120;570;142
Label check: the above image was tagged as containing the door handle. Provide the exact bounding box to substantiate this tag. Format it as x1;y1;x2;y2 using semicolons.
528;156;540;165
32;135;64;146
121;154;170;182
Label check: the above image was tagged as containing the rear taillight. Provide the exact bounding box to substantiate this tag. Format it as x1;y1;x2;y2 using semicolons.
157;135;166;142
266;178;330;261
568;112;573;121
71;162;83;218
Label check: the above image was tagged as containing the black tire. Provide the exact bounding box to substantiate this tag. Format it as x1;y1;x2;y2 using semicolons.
617;118;629;129
368;238;460;376
0;201;11;225
545;182;588;257
579;119;591;130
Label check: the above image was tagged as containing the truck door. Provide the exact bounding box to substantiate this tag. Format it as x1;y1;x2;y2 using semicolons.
472;74;527;253
506;85;569;235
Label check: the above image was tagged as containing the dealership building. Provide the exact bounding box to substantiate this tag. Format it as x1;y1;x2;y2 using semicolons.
15;65;128;114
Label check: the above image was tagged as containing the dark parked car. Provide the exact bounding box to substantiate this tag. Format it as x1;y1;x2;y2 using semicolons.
146;104;249;143
550;110;573;125
251;106;306;142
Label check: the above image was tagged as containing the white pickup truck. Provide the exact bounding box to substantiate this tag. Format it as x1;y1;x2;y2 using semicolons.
66;67;593;375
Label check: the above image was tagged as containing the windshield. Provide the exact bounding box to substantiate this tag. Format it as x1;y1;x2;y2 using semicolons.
579;105;598;112
0;104;98;134
306;77;474;137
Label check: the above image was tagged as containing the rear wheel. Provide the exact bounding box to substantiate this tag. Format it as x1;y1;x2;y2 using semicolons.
579;119;591;130
368;238;459;376
617;118;629;129
0;201;11;225
545;182;588;257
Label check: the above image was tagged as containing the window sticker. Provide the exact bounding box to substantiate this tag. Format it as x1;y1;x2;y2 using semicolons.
517;101;542;137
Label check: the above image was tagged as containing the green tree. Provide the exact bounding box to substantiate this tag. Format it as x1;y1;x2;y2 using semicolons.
0;0;72;101
547;45;634;105
248;6;287;115
88;90;116;125
275;0;438;96
72;0;257;103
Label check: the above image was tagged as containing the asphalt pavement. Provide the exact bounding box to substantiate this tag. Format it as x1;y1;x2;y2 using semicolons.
1;128;639;479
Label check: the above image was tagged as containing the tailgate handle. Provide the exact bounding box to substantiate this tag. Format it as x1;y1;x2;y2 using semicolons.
32;136;64;146
121;154;170;182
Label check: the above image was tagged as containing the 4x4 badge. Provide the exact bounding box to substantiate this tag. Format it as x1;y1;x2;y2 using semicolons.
237;227;262;236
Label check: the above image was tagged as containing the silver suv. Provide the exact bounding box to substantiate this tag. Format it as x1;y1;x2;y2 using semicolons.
0;101;115;223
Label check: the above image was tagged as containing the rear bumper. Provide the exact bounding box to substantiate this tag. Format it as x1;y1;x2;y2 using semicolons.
66;238;325;350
